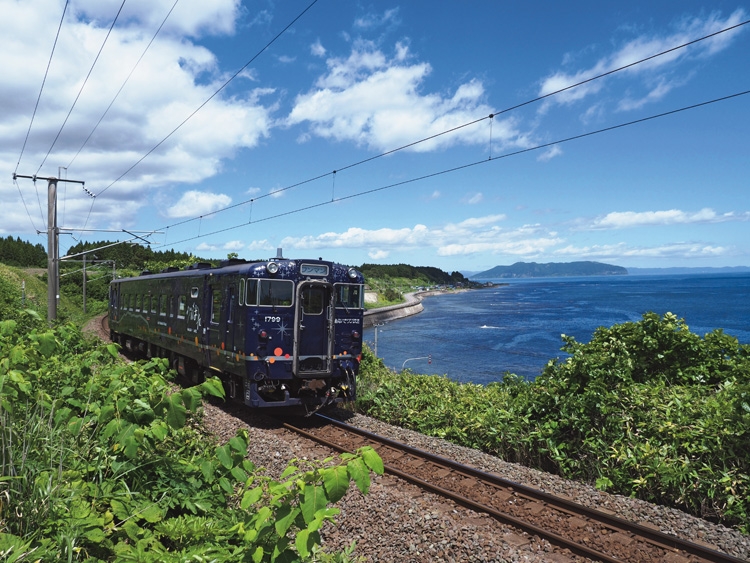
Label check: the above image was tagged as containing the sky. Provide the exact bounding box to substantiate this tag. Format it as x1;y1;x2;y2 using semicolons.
2;0;749;273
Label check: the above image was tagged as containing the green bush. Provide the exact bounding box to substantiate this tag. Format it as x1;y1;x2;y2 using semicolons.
0;315;383;561
356;313;750;533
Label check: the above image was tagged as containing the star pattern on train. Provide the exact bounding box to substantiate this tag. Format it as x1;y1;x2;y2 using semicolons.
275;320;290;339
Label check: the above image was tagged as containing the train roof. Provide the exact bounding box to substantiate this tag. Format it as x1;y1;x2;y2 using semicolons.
111;257;364;284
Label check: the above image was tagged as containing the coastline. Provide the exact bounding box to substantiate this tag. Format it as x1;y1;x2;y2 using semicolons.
363;289;470;328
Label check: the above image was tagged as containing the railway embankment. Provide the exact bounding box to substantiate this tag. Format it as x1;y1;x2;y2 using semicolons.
363;289;465;328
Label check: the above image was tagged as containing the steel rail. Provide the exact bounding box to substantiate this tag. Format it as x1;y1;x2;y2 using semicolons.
280;413;746;563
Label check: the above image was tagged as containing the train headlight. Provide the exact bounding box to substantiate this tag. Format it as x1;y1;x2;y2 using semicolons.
266;261;279;274
347;268;359;280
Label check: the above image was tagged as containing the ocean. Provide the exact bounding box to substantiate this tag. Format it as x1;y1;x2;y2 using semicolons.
363;273;750;385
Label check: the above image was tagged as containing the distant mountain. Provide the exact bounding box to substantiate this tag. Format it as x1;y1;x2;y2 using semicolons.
471;261;628;279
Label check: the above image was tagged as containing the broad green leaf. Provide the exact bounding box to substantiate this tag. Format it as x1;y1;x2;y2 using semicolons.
165;393;187;429
54;407;73;426
241;487;263;510
251;546;264;563
181;386;202;411
295;529;312;559
122;435;138;459
274;504;300;537
322;465;349;503
347;457;371;495
228;434;248;454
360;447;384;474
280;464;298;479
106;343;120;359
216;444;233;469
141;503;163;523
123;520;142;541
36;332;57;357
200;460;215;482
84;528;106;542
300;484;327;525
231;466;247;482
219;477;233;494
201;376;225;399
150;420;169;441
68;416;83;437
98;404;115;424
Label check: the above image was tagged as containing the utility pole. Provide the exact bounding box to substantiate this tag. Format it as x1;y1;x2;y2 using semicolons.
82;253;86;314
13;174;85;324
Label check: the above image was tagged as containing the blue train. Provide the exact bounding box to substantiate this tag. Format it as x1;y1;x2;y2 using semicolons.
108;253;365;412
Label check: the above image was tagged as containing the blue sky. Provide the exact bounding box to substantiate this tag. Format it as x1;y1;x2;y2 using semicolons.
2;0;748;273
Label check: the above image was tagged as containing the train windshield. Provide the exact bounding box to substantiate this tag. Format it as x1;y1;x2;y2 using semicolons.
259;279;293;306
335;283;364;309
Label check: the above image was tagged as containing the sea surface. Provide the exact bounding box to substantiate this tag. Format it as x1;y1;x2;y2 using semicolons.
363;273;750;385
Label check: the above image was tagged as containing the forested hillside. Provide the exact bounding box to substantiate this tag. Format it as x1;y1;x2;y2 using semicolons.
0;236;47;267
359;263;468;285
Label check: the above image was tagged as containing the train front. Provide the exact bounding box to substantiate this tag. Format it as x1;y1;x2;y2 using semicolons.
242;258;365;412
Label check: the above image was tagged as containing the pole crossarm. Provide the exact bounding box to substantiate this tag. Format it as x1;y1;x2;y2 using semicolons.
13;173;85;186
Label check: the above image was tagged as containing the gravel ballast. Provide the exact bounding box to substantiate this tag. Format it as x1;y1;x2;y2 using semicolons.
202;404;750;563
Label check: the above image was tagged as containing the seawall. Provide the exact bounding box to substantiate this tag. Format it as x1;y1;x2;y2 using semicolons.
362;289;459;328
363;292;424;328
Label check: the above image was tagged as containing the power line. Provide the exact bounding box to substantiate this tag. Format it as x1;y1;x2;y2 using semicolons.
146;18;750;235
14;1;69;177
151;89;749;250
95;0;321;198
36;0;128;175
66;0;181;170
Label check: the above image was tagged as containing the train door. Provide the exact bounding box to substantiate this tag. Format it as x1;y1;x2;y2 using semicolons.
206;281;238;369
294;281;334;375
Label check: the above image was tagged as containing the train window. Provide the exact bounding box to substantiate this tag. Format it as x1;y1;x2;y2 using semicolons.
245;279;258;306
177;295;186;318
159;295;167;316
168;296;175;318
335;284;364;309
191;287;199;298
301;287;325;315
150;296;157;314
136;295;142;312
211;290;221;324
239;279;245;306
259;279;293;307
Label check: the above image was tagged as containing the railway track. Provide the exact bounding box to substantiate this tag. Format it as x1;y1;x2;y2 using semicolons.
283;413;745;563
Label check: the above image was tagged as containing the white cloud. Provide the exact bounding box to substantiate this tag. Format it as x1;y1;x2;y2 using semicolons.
311;40;326;58
0;0;275;233
587;208;747;230
286;42;524;153
272;214;566;260
223;240;245;250
166;190;232;218
464;192;484;205
538;8;748;114
555;242;729;259
368;249;390;260
537;145;562;161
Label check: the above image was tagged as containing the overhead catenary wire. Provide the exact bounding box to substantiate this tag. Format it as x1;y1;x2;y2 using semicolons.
94;0;320;198
14;1;70;177
13;0;70;235
145;18;750;236
41;15;748;249
150;89;750;250
36;0;129;175
66;0;181;170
